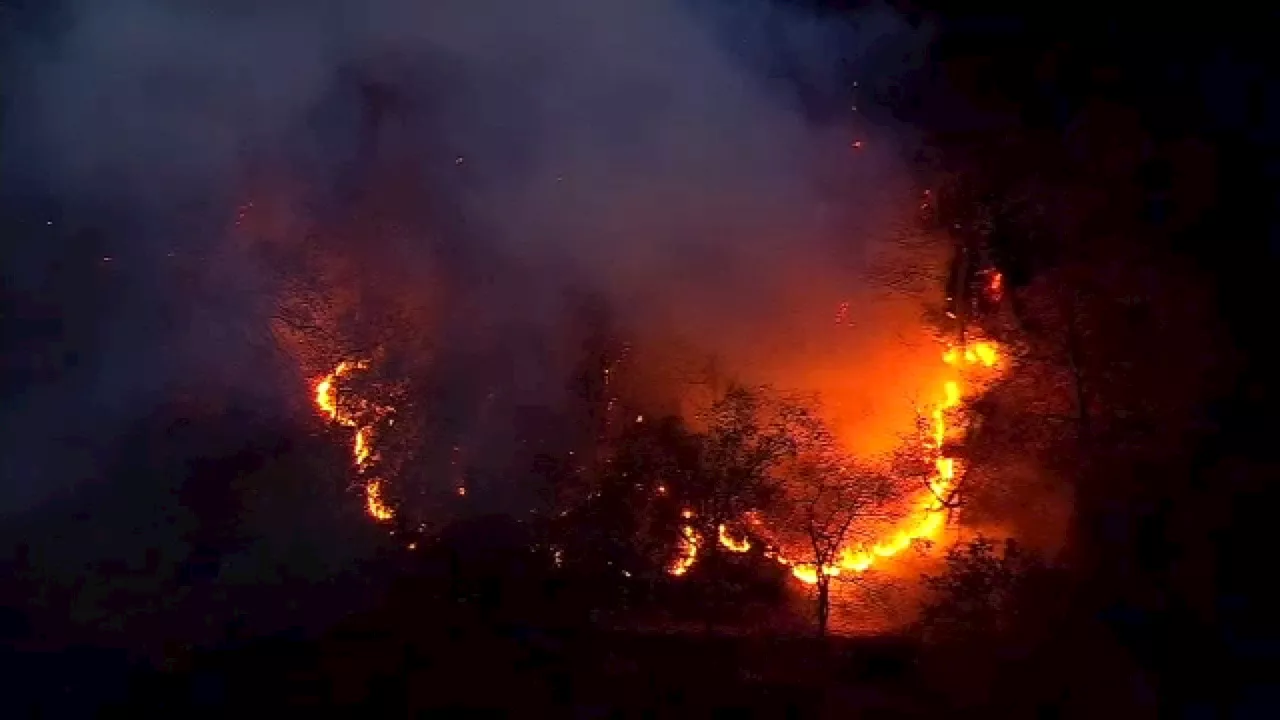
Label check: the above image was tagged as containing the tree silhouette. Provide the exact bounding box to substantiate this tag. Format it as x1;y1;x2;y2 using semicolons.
770;414;898;636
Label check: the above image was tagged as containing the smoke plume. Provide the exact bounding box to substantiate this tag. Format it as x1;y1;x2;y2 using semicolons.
1;0;932;642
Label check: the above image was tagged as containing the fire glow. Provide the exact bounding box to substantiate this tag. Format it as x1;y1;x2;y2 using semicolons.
314;360;395;523
669;525;700;576
309;296;1003;580
668;340;1002;585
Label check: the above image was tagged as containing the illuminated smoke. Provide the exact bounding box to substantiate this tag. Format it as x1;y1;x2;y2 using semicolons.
681;340;1003;584
2;0;935;600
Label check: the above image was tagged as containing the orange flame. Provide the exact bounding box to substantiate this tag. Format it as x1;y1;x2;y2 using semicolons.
365;480;394;521
315;361;394;522
669;522;700;576
672;340;1002;584
718;524;752;553
785;340;1000;584
315;360;369;426
354;427;373;468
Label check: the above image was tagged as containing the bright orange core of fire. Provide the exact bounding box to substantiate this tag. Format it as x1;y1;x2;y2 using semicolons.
670;340;1000;584
312;336;1000;584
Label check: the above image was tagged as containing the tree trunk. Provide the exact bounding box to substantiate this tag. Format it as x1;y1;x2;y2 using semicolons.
1065;296;1099;575
817;577;830;638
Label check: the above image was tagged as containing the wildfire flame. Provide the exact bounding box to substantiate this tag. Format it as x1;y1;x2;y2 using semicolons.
315;360;366;425
314;360;395;522
718;524;752;553
669;523;700;576
314;334;1001;573
365;479;395;521
678;340;1003;585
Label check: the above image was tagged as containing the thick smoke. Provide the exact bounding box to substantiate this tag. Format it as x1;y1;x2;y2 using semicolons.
1;0;930;644
12;0;924;347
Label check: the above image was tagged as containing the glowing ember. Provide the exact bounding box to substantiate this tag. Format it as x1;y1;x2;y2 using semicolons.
986;270;1004;302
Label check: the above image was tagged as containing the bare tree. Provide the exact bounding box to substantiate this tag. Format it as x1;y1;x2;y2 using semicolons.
773;422;898;637
686;385;815;533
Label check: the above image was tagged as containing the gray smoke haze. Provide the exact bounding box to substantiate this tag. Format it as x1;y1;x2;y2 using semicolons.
15;0;923;331
1;0;930;642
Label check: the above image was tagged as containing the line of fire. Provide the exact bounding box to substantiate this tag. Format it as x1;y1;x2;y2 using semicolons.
8;2;1259;713
287;184;1019;638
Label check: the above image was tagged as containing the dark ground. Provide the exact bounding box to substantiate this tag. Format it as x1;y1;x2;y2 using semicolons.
20;624;928;717
118;631;926;716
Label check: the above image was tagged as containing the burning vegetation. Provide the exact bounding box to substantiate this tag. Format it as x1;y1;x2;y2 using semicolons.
667;338;1001;586
287;208;1013;633
169;0;1112;646
5;0;1258;714
314;360;396;522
